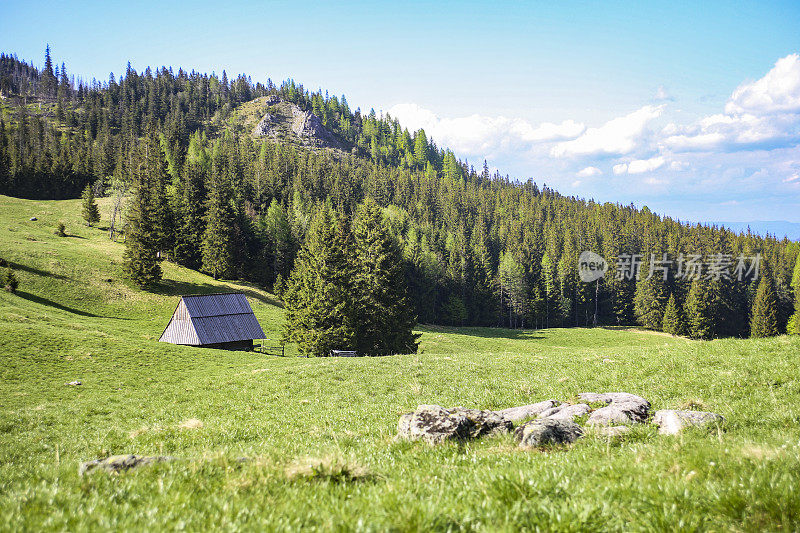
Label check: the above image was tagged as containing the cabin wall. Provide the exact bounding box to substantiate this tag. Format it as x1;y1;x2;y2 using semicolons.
201;339;254;351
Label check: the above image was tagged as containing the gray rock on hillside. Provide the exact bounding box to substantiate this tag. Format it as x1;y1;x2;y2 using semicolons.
514;419;584;447
252;113;275;137
397;405;512;443
79;454;175;476
579;392;651;425
496;400;560;422
653;410;725;435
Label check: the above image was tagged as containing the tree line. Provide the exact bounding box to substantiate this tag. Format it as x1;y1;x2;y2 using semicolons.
1;48;799;342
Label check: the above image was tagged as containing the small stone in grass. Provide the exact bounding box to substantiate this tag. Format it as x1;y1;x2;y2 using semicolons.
79;454;176;475
653;410;724;435
515;419;584;447
66;381;82;386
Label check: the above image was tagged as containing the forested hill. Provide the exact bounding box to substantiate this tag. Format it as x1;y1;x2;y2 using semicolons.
1;49;799;338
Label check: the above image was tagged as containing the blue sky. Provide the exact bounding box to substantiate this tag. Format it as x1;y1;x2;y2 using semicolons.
3;0;800;223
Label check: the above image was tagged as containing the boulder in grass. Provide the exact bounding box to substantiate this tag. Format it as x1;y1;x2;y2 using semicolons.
579;392;651;425
653;410;725;435
514;419;583;447
495;400;560;422
397;405;512;443
542;403;591;421
79;454;175;476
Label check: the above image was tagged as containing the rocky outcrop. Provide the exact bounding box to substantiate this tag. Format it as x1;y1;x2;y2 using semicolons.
653;410;725;435
514;419;584;447
79;454;176;476
251;96;345;149
397;405;512;443
252;113;275;137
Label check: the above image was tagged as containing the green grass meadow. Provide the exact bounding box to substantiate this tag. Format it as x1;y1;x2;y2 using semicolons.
1;195;800;531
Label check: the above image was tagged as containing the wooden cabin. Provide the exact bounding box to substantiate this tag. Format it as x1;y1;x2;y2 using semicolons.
159;293;265;351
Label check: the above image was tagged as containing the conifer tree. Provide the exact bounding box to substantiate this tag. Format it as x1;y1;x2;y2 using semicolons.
201;167;236;279
40;45;56;98
413;129;428;168
686;276;715;340
173;161;206;269
264;199;294;285
283;208;359;356
123;136;169;287
634;273;668;330
750;263;779;338
499;251;527;328
661;293;687;336
81;184;100;226
788;252;800;335
352;199;419;355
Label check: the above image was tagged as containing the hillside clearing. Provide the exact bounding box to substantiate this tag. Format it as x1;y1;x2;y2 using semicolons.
1;196;799;531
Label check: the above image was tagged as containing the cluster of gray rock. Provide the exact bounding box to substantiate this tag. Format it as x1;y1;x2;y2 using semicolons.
251;96;345;149
397;393;724;448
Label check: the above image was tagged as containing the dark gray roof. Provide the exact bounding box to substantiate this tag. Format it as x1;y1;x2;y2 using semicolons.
159;293;266;346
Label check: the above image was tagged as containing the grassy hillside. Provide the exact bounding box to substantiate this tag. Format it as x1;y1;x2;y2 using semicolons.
1;195;800;531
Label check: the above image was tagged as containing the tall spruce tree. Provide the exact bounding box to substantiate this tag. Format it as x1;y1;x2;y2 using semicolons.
788;252;800;335
352;199;419;355
686;276;715;340
634;272;669;330
123;135;170;287
264;199;294;285
283;207;359;356
173;161;206;269
201;167;236;279
750;263;779;338
661;293;687;336
40;45;56;99
81;184;100;226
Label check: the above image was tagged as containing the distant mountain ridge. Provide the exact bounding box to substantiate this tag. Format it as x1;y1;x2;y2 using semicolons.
705;221;800;241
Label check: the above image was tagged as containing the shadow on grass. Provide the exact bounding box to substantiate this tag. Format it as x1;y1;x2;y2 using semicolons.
15;291;102;318
10;262;72;281
417;324;545;341
151;278;284;309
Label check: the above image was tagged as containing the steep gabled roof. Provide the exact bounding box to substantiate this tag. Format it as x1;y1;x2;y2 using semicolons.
159;293;265;346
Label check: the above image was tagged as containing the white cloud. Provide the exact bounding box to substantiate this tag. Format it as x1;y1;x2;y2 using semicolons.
381;52;800;221
386;103;584;156
664;53;800;152
611;156;666;175
726;53;800;115
551;105;664;158
627;156;666;174
576;166;602;177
